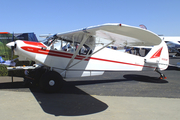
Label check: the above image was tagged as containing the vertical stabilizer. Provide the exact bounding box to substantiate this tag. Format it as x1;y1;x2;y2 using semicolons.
145;41;169;70
158;41;169;70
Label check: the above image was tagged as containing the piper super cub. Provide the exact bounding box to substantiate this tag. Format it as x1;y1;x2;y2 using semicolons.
6;23;169;92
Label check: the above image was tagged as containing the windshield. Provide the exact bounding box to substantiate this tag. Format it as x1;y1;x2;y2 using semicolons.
42;36;55;46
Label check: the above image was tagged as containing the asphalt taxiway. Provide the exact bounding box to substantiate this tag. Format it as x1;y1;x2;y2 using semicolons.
0;56;180;120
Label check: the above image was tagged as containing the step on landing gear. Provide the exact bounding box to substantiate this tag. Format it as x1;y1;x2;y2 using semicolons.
155;68;167;80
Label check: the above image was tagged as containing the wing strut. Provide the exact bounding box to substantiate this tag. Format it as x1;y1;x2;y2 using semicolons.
67;36;114;69
65;34;90;70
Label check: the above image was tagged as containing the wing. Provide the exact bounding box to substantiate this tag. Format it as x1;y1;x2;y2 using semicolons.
56;23;162;47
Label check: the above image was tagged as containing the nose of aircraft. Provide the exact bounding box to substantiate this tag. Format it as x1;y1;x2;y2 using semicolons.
6;42;15;49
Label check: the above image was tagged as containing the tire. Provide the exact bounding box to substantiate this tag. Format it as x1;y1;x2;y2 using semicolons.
40;71;64;93
27;67;46;86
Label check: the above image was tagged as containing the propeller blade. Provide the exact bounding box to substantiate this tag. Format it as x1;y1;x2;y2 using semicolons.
11;33;14;60
12;32;14;41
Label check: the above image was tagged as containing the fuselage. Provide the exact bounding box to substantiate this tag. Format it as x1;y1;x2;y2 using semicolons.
7;40;169;78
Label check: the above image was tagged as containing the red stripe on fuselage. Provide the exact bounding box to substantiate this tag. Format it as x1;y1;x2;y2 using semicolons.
21;46;90;61
90;57;143;67
89;57;155;68
23;41;46;48
21;46;155;68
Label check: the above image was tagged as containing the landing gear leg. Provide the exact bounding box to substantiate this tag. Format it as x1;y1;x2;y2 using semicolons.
155;68;167;79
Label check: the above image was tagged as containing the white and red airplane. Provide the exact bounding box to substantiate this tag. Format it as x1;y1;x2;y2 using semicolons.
6;23;169;92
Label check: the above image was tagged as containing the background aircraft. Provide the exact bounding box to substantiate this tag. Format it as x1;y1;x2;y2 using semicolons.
0;56;16;66
139;25;180;57
159;36;180;56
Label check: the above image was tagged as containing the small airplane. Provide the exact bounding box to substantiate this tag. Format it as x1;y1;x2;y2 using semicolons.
6;23;169;92
159;36;180;56
0;56;16;66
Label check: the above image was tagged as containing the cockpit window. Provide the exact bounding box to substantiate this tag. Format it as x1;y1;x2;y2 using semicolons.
41;34;94;56
47;38;92;55
124;47;151;57
42;37;54;46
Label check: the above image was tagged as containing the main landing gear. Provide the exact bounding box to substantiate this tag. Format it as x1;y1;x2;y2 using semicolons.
155;68;167;80
39;71;64;93
24;67;64;93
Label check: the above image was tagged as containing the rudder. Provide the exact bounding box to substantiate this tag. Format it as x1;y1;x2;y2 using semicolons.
145;41;169;70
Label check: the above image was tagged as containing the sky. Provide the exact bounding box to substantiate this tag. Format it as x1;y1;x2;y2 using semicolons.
0;0;180;40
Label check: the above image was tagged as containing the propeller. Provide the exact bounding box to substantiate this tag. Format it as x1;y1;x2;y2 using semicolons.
8;32;16;82
6;32;17;67
11;32;14;60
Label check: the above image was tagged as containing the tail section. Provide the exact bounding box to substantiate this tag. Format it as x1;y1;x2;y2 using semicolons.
145;41;169;70
158;41;169;70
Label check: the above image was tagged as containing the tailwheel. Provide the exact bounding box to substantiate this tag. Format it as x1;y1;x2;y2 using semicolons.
155;68;167;80
40;71;64;93
159;73;167;80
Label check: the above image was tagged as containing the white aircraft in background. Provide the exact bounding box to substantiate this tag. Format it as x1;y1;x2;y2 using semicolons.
139;25;180;56
6;23;169;93
0;56;16;66
159;36;180;56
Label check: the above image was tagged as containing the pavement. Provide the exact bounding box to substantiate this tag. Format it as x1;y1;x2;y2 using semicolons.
0;88;180;120
0;56;180;120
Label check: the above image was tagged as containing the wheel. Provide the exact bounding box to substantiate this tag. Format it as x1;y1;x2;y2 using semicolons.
26;67;46;87
159;73;167;80
39;71;64;93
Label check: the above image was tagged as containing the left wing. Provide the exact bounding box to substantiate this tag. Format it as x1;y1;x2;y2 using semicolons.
56;23;162;47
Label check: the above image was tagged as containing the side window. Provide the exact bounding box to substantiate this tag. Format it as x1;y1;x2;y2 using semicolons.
50;39;93;55
125;47;151;57
79;45;92;55
51;40;62;50
61;42;75;52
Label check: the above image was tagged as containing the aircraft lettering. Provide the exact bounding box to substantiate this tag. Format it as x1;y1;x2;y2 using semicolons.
162;58;168;61
27;48;34;51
